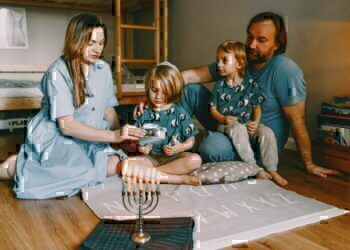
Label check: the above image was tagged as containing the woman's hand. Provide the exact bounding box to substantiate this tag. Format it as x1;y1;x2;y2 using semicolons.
138;144;153;155
133;99;149;118
113;124;145;143
224;116;237;125
163;136;184;156
246;121;258;135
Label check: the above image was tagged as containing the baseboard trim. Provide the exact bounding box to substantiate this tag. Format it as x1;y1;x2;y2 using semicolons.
285;137;297;151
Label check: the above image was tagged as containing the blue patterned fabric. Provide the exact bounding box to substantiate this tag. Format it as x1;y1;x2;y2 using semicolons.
135;103;198;156
210;78;264;124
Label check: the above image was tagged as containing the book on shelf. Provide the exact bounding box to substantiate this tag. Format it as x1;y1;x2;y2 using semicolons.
317;114;350;128
321;96;350;117
321;102;350;117
317;114;350;147
317;126;349;147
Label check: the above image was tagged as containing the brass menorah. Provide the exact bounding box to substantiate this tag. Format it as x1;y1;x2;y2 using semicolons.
122;175;160;244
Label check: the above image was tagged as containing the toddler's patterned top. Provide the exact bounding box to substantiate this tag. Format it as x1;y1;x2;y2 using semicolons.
210;78;264;124
135;103;198;156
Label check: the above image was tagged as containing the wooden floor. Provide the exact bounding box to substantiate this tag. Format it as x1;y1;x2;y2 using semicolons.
0;149;349;249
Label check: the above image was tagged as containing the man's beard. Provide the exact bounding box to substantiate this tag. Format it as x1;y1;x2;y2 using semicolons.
247;48;269;65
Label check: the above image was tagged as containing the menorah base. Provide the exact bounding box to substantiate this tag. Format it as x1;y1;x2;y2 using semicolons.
132;232;151;244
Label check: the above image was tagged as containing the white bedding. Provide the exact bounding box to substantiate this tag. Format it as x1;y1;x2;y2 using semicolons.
0;73;119;98
0;72;43;98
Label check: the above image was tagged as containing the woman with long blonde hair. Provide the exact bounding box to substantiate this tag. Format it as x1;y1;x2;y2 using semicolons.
0;13;145;199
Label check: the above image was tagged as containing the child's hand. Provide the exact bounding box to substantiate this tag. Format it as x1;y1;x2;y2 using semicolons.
138;144;153;155
246;121;258;135
163;136;184;156
224;116;237;125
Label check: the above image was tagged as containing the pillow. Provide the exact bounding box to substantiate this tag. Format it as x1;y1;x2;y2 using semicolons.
190;161;262;184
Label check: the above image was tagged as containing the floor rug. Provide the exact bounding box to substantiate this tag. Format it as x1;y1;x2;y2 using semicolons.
82;179;346;249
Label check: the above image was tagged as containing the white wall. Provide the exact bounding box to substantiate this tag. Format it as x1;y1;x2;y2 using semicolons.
0;4;115;65
168;0;350;138
1;1;350;139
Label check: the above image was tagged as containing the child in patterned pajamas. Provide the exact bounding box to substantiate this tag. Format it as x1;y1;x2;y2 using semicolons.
121;62;202;186
210;40;287;186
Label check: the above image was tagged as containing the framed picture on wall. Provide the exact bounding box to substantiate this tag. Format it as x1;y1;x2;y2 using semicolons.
0;7;28;49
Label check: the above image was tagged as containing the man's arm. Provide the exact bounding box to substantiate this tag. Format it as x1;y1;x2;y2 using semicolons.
283;101;341;177
181;66;213;84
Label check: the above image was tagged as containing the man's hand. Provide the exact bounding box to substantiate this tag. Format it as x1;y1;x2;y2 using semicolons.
133;99;149;119
224;116;237;125
306;163;342;178
246;121;258;135
138;144;153;155
163;136;184;156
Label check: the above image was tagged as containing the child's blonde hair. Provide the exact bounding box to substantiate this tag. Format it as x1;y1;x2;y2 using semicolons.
144;64;184;104
217;40;247;78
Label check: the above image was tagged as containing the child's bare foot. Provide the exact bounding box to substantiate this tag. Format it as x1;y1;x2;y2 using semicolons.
181;175;202;186
0;155;17;180
269;171;288;186
256;170;272;180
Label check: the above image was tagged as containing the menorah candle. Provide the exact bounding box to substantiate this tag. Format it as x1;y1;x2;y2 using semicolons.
121;162;128;176
132;166;139;187
156;172;161;185
138;169;144;191
151;179;156;193
127;176;132;193
145;168;151;183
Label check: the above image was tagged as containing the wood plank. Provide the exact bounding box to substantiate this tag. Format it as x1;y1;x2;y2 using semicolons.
154;0;160;63
118;94;145;105
122;59;157;63
312;141;350;174
121;24;156;30
0;0;110;12
0;150;349;249
0;97;41;111
116;0;122;99
162;0;168;61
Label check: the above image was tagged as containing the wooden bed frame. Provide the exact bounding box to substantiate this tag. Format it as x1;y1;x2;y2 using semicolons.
0;0;111;110
0;64;47;111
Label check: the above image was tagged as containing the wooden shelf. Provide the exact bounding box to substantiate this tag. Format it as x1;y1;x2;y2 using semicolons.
121;24;157;30
0;97;41;111
312;140;350;174
116;0;167;104
122;59;157;63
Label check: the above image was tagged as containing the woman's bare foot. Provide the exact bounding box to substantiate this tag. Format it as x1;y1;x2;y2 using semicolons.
0;155;17;180
256;170;272;180
269;171;288;186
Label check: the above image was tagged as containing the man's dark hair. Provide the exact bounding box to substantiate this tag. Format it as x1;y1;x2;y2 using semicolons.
247;12;287;55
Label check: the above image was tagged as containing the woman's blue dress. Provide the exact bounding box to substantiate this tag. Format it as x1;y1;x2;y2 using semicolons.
14;57;126;199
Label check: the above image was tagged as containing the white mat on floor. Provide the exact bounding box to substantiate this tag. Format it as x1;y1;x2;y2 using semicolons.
82;178;346;249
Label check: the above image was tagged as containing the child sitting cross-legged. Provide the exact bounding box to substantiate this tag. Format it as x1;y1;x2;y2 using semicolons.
121;62;202;186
